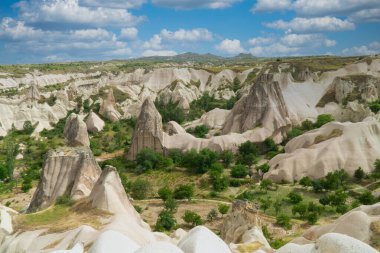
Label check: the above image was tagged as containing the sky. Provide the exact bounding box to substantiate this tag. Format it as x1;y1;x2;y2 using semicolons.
0;0;379;64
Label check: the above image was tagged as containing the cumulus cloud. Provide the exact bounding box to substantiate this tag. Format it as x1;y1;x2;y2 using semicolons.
151;0;242;9
216;39;245;54
248;37;273;46
281;34;336;47
142;50;177;57
16;0;144;28
79;0;146;9
120;27;138;40
349;8;380;22
252;0;292;12
266;17;355;33
143;34;163;49
250;43;299;56
342;41;380;56
160;28;213;41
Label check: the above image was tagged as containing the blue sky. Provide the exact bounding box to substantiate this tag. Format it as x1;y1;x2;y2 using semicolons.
0;0;379;64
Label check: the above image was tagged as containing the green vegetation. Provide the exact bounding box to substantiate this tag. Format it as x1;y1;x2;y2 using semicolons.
188;124;209;138
130;179;151;200
182;210;203;227
173;184;194;201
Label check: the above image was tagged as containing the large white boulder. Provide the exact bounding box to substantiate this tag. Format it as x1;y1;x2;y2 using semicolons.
64;113;90;147
135;241;184;253
178;226;232;253
89;230;140;253
51;242;84;253
86;111;105;133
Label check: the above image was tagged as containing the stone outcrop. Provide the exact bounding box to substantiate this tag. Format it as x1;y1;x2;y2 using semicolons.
64;113;90;147
222;73;291;139
27;147;101;212
99;88;121;122
265;119;380;182
127;98;165;160
220;200;260;244
85;111;105;133
25;83;41;101
184;108;230;130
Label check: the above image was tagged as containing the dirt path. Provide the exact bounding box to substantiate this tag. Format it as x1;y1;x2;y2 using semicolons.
95;150;124;162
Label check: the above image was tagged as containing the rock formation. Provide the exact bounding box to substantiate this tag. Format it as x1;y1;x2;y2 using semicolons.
135;241;184;253
184;108;230;130
27;147;101;212
127;98;165;160
222;73;291;139
292;203;380;248
64;113;90;147
25;83;41;101
85;111;105;133
99;88;121;122
88;230;140;253
265;119;380;182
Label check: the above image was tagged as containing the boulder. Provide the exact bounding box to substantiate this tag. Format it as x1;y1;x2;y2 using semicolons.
135;241;184;253
184;108;230;130
64;113;90;147
51;242;84;253
0;205;17;235
265;120;380;182
85;111;105;133
313;233;379;253
88;230;140;253
127;98;165;160
167;121;187;135
25;83;41;101
27;147;101;212
99;88;121;122
178;226;232;253
222;74;291;139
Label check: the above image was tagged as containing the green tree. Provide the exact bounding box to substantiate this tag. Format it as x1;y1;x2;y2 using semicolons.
130;179;151;200
259;197;272;213
336;204;349;214
354;167;365;181
358;191;376;205
218;204;230;217
219;150;233;167
191;125;209;138
273;199;282;216
276;213;292;230
21;176;32;193
164;198;178;213
210;170;229;192
155;210;177;231
300;176;313;187
207;208;218;222
307;212;319;225
231;164;249;178
182;210;203;227
23;120;34;134
260;179;273;192
158;186;173;201
292;202;308;218
287;191;303;204
173;184;194;201
237;141;258;166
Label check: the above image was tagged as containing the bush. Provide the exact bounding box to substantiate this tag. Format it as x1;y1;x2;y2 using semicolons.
210;170;229;192
288;191;303;204
164;198;178;213
300;176;313;187
354;167;365;181
259;197;272;213
231;164;249;178
182;149;218;174
218;204;230;216
358;191;376;205
260;179;273;191
21;176;32;193
155;210;177;231
219;150;233;167
158;186;173;201
314;114;334;128
130;179;151;200
22;120;34;135
190;125;209;138
182;210;203;227
237;141;258;166
292;202;307;218
55;195;74;206
336;204;349;214
307;212;319;224
155;99;185;124
134;205;143;213
173;184;194;201
276;213;292;230
207;208;218;221
168;149;183;165
136;148;173;172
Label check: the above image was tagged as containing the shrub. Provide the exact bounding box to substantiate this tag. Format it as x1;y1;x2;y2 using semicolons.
273;199;282;216
158;186;173;201
22;120;34;135
259;197;272;213
190;125;209;138
182;210;203;227
314;114;334;128
276;213;292;230
136;148;173;172
155;210;177;231
260;179;273;191
231;164;249;178
207;208;218;221
292;202;307;218
210;170;229;192
55;195;74;206
218;204;230;216
182;149;218;174
219;150;233;167
237;141;258;166
336;204;349;214
21;176;32;193
134;205;143;213
288;191;303;204
300;176;313;187
155;99;185;124
354;167;365;181
257;163;270;177
130;179;151;200
173;184;194;201
307;212;319;224
168;149;183;165
358;191;376;205
164;198;178;213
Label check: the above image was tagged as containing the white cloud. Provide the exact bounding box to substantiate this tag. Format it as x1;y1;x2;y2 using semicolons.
142;50;177;57
160;28;213;41
266;17;355;33
120;27;138;40
16;0;144;28
151;0;242;9
216;39;245;54
0;17;43;41
250;43;299;56
252;0;292;12
342;41;380;56
248;37;273;46
324;39;336;47
349;8;380;22
79;0;146;9
143;34;163;49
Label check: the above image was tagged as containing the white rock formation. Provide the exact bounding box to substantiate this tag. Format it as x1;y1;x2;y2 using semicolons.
0;205;17;235
64;113;90;147
85;111;105;133
51;242;84;253
265;119;380;182
184;108;230;130
89;230;140;253
178;226;232;253
27;147;101;212
99;88;121;122
135;241;184;253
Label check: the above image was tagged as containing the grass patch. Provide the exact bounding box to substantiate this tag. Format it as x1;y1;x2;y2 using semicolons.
314;129;343;144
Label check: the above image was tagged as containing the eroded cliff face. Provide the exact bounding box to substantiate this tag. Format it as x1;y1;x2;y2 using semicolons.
27;147;101;212
222;73;292;137
127;98;165;160
99;88;121;122
64;113;90;147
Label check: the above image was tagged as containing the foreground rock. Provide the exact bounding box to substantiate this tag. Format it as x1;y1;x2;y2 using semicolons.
222;73;291;141
265;119;380;182
99;88;121;122
85;111;105;133
127;98;165;160
64;113;90;147
27;147;101;212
